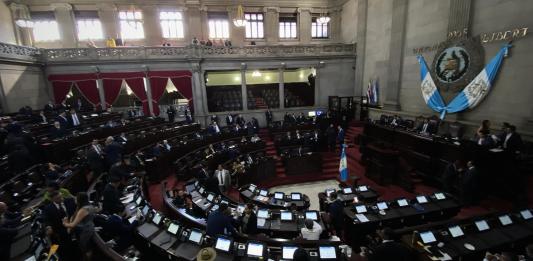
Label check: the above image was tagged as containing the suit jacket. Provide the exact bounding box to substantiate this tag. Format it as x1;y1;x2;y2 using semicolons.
239;212;258;235
503;133;523;154
337;129;345;143
206;210;235;237
104;214;137;251
226;115;234;126
67;113;82;128
215;169;231;188
104;142;123;166
102;184;123;214
327;200;344;229
369;241;415;261
87;146;105;172
55;115;69;129
43;198;76;234
265;111;273;121
50;126;66;139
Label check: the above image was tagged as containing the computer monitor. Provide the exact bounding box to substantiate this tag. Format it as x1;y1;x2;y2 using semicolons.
281;211;293;221
291;193;302;200
206;193;215;202
377;202;388;210
420;231;437;244
282;246;298;260
247;242;264;257
259;189;268;197
448;225;464;238
308;111;316;117
319;246;337;259
305;211;318;221
188;229;203;244
499;215;513;226
152;213;162;225
475;220;490;232
128;216;137;224
257;209;269;219
215;237;232;253
198;187;205;194
342;187;353;194
274;192;285;200
248;184;257;192
397;199;409;207
135;196;142;205
325;189;335;197
221;199;229;205
142;205;150;216
358;186;368;192
167;223;180;235
416;196;428;204
355;205;367;214
520;209;533;220
237;204;245;214
434;192;446;200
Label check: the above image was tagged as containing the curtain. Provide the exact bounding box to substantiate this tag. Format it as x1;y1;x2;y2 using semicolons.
148;77;169;116
51;81;73;104
125;78;149;116
170;76;193;112
75;80;100;108
102;79;123;108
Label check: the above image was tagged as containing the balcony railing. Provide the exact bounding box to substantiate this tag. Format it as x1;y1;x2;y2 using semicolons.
0;42;41;63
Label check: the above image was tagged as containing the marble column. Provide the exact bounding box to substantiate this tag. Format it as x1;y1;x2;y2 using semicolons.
354;0;368;97
190;62;207;122
329;8;342;43
264;7;279;44
240;63;248;111
97;3;119;39
383;0;408;111
141;5;163;46
298;8;312;44
51;3;77;48
9;3;33;46
143;73;154;116
279;64;285;109
96;78;106;111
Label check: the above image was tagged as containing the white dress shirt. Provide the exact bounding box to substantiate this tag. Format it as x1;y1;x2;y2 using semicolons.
301;221;323;240
71;114;80;126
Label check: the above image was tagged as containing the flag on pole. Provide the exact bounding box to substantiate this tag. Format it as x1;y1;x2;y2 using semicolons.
339;144;348;182
366;79;374;104
372;78;379;104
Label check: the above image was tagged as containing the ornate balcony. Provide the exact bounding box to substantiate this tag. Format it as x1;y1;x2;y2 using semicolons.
0;42;356;64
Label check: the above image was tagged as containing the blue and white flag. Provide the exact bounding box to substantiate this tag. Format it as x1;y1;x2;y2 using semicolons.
417;44;510;119
366;79;374;104
372;78;379;104
339;144;348;182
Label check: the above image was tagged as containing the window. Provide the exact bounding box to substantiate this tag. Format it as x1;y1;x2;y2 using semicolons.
160;11;184;39
119;10;144;39
311;18;329;39
77;19;104;40
208;13;229;39
33;20;60;42
245;13;264;39
279;16;297;39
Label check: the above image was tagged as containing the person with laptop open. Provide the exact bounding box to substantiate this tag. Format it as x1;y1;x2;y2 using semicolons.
300;219;323;240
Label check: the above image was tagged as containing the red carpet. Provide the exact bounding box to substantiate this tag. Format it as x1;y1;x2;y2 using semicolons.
147;124;531;221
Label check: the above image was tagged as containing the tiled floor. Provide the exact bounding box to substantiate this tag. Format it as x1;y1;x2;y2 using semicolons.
269;179;340;210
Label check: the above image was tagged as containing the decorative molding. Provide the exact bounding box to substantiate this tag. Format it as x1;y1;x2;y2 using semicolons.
0;42;41;63
297;7;312;13
264;7;280;13
50;3;73;10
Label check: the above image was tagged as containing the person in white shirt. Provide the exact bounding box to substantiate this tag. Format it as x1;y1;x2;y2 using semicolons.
214;164;230;192
300;219;323;240
69;108;81;127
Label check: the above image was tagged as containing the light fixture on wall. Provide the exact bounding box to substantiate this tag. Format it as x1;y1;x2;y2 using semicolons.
252;70;261;77
233;4;247;27
317;8;330;24
12;4;34;28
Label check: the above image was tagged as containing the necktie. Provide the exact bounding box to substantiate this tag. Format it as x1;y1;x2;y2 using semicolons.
218;172;223;185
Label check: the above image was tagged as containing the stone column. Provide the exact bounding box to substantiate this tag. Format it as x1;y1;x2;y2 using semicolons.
264;7;279;44
315;61;324;106
354;0;368;97
190;62;207;119
9;3;33;46
329;8;342;42
97;3;119;39
51;3;77;48
383;0;408;111
240;63;248;111
96;78;106;111
143;73;154;116
279;63;285;109
185;5;203;43
141;5;163;46
228;7;245;47
298;8;312;44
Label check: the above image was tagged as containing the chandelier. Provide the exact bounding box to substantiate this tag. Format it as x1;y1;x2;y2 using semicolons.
251;70;261;77
13;4;34;28
233;5;246;27
317;8;330;24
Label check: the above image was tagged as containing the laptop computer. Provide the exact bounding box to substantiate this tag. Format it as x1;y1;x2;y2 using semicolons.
355;204;368;214
280;211;293;221
246;241;265;258
282;245;298;260
259;189;269;197
291;193;302;201
419;231;437;245
305;211;319;221
214;236;234;261
318;246;337;259
342;187;353;194
274;192;285;200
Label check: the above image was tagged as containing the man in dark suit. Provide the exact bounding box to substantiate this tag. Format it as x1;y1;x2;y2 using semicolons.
326;124;337;152
225;114;234;126
104;204;139;252
50;121;66;139
55;111;69;130
102;175;123;214
239;203;258;235
337;125;345;151
44;101;55;112
327;192;344;238
265;109;273;125
206;204;236;237
67;108;82;128
43;191;76;260
502;125;523;155
167;106;176;122
442;160;464;193
461;161;479;206
104;136;123;167
211;115;219;125
366;228;415;261
87;139;105;175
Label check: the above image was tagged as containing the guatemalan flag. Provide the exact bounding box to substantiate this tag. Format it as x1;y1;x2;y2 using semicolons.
339;144;348;182
366;79;374;104
417;44;510;119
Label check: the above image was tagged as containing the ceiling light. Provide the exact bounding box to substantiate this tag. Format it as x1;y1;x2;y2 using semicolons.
252;70;261;77
233;5;247;27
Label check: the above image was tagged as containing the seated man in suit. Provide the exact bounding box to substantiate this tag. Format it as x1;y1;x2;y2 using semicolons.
104;204;139;252
49;121;66;139
362;227;415;261
55;111;69;130
206;203;236;237
104;136;123;167
43;191;76;260
102;175;124;214
239;203;258;235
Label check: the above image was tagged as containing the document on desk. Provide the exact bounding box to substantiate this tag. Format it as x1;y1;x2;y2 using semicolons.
355;214;369;223
424;246;452;261
257;218;266;227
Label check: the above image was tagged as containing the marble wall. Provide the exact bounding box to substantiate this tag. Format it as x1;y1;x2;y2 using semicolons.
0;1;16;44
0;64;50;113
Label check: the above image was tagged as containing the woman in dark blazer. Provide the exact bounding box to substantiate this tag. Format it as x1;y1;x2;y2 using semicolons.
239;203;258;235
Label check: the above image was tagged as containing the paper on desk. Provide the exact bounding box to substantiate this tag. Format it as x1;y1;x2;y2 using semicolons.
355;214;369;223
424;246;452;261
257;218;266;227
